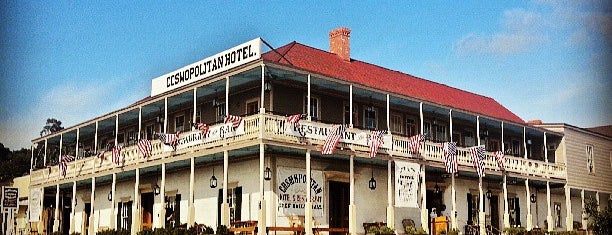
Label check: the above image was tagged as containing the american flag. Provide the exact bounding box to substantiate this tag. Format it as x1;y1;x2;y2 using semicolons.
224;115;243;128
138;139;153;158
59;155;75;177
286;114;303;128
96;151;106;160
443;142;458;174
112;145;122;165
321;125;346;155
193;122;209;137
470;145;486;177
408;134;425;154
369;130;385;158
495;151;505;170
156;132;181;149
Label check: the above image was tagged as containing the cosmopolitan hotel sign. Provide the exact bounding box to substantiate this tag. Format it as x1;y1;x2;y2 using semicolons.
151;38;262;96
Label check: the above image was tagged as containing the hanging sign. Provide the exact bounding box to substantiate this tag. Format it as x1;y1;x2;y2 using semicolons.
151;38;262;96
2;187;18;209
276;167;325;218
165;121;246;151
29;188;42;222
395;161;420;208
284;121;392;149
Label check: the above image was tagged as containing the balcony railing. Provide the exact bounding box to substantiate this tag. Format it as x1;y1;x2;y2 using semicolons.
30;113;566;186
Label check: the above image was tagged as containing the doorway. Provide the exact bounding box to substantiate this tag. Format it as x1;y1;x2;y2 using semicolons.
328;181;349;232
489;196;500;234
141;192;154;230
84;203;91;235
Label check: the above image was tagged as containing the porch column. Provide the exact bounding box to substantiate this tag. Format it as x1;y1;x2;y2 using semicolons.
59;134;63;178
221;150;230;226
596;192;600;211
159;163;166;228
419;103;424;137
189;157;195;226
420;164;428;233
115;114;119;146
164;97;168;133
387;159;395;229
565;185;573;231
89;177;95;235
449;109;457;230
53;184;60;232
111;173;117;230
260;64;266;113
547;181;553;231
305;150;313;235
192;88;197;125
526;179;533;230
44;139;47;167
258;143;267;234
581;189;587;229
133;168;140;233
502;122;510;228
138;106;142;139
477;116;485;235
349;155;356;235
225;76;230;117
349;85;353;127
76;128;80;159
70;181;76;233
307;74;311;121
386;94;390;131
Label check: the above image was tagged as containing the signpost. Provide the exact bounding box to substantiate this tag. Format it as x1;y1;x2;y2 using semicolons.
2;187;19;235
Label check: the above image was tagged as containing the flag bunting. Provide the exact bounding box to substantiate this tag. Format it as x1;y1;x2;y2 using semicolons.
224;115;243;128
408;134;425;154
443;142;458;174
321;125;347;155
369;130;385;158
470;145;486;177
138;139;153;158
59;155;75;177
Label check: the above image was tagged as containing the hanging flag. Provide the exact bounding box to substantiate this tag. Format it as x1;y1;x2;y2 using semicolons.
138;139;153;158
408;134;425;154
286;114;303;128
193;122;210;137
469;145;486;177
495;151;505;170
156;132;181;149
112;145;123;165
96;151;106;160
369;130;385;158
443;142;458;174
59;155;75;177
321;125;346;155
224;115;243;128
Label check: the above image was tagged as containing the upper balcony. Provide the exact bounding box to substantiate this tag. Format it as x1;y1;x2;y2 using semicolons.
30;113;566;186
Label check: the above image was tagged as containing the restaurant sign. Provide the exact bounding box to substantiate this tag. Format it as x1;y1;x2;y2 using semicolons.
284;120;392;149
276;167;325;218
164;120;246;151
2;187;18;209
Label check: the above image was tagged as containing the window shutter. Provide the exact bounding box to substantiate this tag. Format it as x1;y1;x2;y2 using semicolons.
117;202;122;230
217;189;223;227
235;187;242;221
175;194;181;226
126;201;133;232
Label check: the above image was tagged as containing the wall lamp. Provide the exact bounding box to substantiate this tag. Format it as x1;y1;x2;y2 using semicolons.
264;167;272;181
368;168;376;190
210;168;218;188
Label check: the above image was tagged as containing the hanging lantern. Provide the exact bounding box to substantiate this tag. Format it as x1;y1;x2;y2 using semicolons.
264;167;272;181
486;189;492;199
107;191;112;201
368;169;376;190
530;193;537;203
153;184;161;195
434;183;441;194
210;168;218;188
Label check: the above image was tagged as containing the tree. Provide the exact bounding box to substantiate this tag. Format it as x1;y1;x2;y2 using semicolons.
0;143;31;184
40;118;64;136
585;196;612;235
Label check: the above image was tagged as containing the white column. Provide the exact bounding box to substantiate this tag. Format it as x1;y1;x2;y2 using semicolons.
547;181;553;231
164;97;168;133
307;74;311;121
189;157;195;226
44;139;47;167
523;127;527;159
544;133;548;162
305;150;313;235
76;128;80;159
225;76;230;117
258;143;266;234
193;88;197;126
89;177;96;235
139;106;143;139
70;182;76;233
501;122;510;229
59;134;63;178
349;85;353;127
477;116;485;235
115;114;119;146
94;121;98;153
420;164;428;233
386;94;390;131
419;103;424;135
221;150;230;226
349;155;356;235
260;64;266;113
388;159;395;229
159;164;166;228
30;144;34;171
133;168;140;233
54;184;60;232
581;189;587;229
449;109;457;229
565;186;573;231
526;179;533;230
111;173;117;230
596;192;600;211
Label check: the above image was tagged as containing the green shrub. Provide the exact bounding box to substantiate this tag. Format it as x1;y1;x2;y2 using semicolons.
504;227;526;235
96;229;130;235
216;225;229;235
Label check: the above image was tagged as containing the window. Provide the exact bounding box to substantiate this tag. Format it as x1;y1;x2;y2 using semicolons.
117;201;133;231
391;114;403;134
464;131;475;147
434;124;447;142
467;193;480;225
165;194;181;228
586;145;594;173
246;98;259;115
117;132;125;146
406;119;416;136
424;122;432;139
195;110;202;124
304;96;319;120
216;102;226;122
554;202;561;228
145;124;155;140
343;104;358;126
512;140;521;156
364;105;377;130
489;139;500;152
127;130;137;145
508;197;521;227
175;115;185;132
217;187;242;225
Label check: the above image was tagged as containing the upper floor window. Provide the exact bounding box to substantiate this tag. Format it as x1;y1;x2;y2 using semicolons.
424;122;432;139
407;119;417;136
145;124;155;140
216;102;226;122
304;96;319;120
586;145;594;173
127;130;137;145
390;114;403;134
364;105;377;130
434;124;447;142
343;104;358;126
195;110;202;124
246;98;259;115
117;132;125;146
175;115;185;132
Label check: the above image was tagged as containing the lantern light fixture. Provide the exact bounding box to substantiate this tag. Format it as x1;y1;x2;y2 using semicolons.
153;184;160;195
368;168;376;190
107;191;112;201
264;167;272;181
530;193;537;203
210;168;218;188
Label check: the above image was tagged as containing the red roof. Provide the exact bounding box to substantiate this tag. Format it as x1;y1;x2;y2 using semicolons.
262;42;525;124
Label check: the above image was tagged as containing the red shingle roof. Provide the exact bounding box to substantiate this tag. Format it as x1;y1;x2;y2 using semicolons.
262;42;525;124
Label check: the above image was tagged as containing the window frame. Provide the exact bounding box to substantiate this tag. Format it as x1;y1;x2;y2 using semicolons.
303;95;320;120
216;101;226;122
586;144;594;174
390;113;403;134
245;98;260;115
363;105;378;130
406;118;417;136
174;114;185;132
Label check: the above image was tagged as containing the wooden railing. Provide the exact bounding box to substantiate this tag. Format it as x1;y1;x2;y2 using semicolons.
30;113;566;186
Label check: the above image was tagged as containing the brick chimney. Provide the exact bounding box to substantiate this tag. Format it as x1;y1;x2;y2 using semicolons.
329;27;351;61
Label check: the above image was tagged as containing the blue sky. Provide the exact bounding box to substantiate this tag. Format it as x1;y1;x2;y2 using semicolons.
1;1;610;150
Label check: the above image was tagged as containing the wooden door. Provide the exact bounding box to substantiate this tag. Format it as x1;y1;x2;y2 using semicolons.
141;193;154;230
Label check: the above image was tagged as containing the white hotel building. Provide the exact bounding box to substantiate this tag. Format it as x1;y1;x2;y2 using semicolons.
28;28;611;235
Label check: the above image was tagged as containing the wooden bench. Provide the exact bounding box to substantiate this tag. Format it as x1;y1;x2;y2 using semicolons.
230;220;258;235
313;227;349;235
